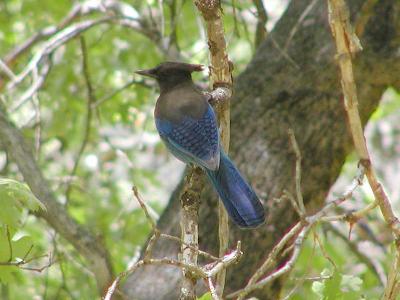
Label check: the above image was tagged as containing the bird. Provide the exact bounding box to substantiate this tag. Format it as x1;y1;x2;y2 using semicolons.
135;61;265;228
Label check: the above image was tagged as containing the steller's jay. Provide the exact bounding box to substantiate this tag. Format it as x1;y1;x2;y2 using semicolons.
136;62;265;228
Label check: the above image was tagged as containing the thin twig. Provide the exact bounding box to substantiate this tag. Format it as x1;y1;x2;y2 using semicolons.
104;257;206;300
228;164;366;299
270;35;300;69
132;185;219;261
132;185;157;230
104;187;242;299
0;59;17;80
91;78;153;108
230;225;311;299
203;241;242;278
33;94;42;160
246;222;303;288
103;239;242;300
283;0;320;51
313;230;337;269
160;233;219;261
143;230;161;260
0;241;54;274
288;129;306;216
65;36;95;206
10;57;52;112
253;0;268;48
283;190;302;218
1;0;144;72
2;3;81;68
7;17;113;91
326;223;386;286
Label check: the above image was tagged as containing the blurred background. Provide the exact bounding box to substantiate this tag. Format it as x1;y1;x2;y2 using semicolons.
0;0;399;299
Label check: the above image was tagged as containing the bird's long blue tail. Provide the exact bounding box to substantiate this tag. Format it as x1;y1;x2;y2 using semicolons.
205;151;265;228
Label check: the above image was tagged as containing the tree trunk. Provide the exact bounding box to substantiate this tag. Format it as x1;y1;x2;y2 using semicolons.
123;0;400;299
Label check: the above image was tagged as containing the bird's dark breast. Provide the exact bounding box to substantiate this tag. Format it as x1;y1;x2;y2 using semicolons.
154;87;208;123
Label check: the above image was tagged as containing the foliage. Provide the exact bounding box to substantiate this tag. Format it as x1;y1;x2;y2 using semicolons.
0;178;45;284
197;292;212;300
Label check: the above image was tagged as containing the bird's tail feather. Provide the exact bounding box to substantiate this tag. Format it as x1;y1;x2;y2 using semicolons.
205;151;265;228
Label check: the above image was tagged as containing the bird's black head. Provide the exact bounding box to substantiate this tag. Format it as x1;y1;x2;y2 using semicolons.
136;61;204;92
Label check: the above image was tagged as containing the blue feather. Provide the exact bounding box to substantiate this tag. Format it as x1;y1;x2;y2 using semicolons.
205;151;265;228
156;105;220;170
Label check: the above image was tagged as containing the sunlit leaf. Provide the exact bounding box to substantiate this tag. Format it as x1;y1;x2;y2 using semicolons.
197;292;212;300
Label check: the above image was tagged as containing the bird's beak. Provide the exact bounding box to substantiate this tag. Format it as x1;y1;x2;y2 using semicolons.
135;68;157;78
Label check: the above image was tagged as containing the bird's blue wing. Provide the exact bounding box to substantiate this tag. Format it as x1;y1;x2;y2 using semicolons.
156;105;220;170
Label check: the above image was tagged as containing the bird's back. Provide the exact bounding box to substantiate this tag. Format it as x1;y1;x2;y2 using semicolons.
155;82;208;123
154;81;220;170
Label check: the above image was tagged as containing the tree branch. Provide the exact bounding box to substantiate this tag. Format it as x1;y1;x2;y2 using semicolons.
195;0;233;297
325;223;386;285
228;164;366;299
328;2;400;298
1;0;179;94
0;106;113;293
7;17;113;92
104;186;241;300
179;167;203;300
65;36;96;206
253;0;268;48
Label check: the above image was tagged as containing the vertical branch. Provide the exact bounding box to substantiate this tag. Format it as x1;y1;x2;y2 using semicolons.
179;167;204;300
65;36;95;206
328;0;400;236
194;0;233;297
383;246;400;300
253;0;268;48
328;1;400;299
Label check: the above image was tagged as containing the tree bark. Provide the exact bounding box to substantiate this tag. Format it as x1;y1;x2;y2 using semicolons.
122;0;400;299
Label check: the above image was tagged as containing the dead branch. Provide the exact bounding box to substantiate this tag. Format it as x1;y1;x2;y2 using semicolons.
328;0;400;235
103;187;242;300
326;223;386;285
328;1;400;298
227;164;366;299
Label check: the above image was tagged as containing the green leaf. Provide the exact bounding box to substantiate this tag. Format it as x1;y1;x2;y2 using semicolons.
0;178;45;216
0;228;34;263
323;270;341;300
0;265;16;284
311;268;342;300
197;292;212;300
11;235;34;260
0;202;21;229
